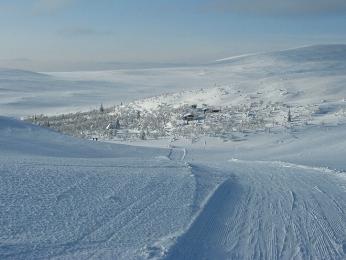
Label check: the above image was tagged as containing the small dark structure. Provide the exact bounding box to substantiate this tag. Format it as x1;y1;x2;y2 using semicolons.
191;104;197;109
202;107;209;114
183;113;195;121
211;107;221;113
182;113;196;124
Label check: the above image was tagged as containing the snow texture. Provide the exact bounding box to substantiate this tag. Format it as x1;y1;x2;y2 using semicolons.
1;45;346;259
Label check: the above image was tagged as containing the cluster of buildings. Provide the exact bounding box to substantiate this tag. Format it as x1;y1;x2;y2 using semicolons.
182;104;221;124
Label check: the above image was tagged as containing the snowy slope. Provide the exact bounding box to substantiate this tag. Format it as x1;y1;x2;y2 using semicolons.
160;121;346;259
132;45;346;110
0;69;159;117
167;159;346;260
1;120;346;259
0;117;208;259
1;45;346;260
1;44;346;118
0;116;166;158
23;45;346;144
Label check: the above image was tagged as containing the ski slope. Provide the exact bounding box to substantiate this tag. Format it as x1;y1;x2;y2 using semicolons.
1;116;346;259
167;160;346;259
0;117;200;259
1;45;346;259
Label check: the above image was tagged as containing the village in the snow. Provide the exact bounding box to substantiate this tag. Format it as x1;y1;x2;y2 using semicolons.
27;86;346;143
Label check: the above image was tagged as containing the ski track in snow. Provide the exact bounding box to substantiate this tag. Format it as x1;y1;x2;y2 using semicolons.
2;44;346;259
168;146;186;162
0;156;197;260
165;159;346;260
1;117;346;260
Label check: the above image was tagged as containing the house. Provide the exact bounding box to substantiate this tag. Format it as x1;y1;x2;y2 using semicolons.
182;113;195;121
211;107;221;113
202;107;209;114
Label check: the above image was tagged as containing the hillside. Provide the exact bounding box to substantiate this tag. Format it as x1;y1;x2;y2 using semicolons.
28;45;346;142
0;116;199;259
1;45;346;259
2;115;346;259
1;44;346;119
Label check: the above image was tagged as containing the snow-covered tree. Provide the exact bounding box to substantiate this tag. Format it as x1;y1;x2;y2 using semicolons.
288;108;292;122
115;118;121;129
139;130;146;140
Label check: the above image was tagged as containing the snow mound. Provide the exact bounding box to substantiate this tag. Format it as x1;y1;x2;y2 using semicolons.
0;116;164;158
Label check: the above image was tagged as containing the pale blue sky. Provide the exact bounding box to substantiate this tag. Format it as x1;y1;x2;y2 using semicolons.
1;0;346;71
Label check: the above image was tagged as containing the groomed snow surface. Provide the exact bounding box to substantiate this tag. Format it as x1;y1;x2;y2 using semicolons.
1;116;346;260
1;45;346;259
0;117;196;259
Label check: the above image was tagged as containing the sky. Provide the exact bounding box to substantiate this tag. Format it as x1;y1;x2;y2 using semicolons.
0;0;346;71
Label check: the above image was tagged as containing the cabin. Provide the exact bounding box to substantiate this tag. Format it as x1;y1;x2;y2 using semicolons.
202;107;209;114
211;107;221;113
182;113;195;122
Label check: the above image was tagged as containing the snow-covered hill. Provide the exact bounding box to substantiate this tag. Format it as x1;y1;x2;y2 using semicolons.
0;116;200;259
215;44;346;63
19;45;346;145
1;44;346;118
1;45;346;259
2;116;346;259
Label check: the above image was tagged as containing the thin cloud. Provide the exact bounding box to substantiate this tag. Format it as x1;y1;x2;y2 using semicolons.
33;0;75;14
201;0;346;15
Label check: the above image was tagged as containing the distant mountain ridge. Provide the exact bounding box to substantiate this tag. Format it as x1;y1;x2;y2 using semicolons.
214;44;346;64
0;68;49;80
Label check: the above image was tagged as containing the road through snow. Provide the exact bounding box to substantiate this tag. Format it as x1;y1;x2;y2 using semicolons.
166;159;346;260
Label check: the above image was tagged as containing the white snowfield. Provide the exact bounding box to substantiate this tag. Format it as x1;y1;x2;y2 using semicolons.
1;45;346;259
167;159;346;260
0;117;196;259
1;117;346;259
1;44;346;117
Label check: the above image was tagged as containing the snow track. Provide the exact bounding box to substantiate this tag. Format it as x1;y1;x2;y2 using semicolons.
165;160;346;259
166;177;240;259
0;153;197;259
168;146;186;161
1;116;346;259
2;44;346;259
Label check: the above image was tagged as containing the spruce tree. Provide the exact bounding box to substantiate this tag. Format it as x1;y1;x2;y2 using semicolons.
288;108;292;122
